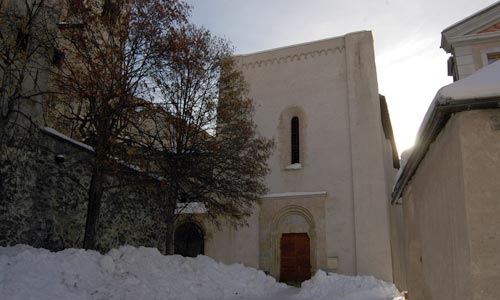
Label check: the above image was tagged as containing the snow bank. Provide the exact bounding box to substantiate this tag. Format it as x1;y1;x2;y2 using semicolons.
298;270;403;300
0;245;285;300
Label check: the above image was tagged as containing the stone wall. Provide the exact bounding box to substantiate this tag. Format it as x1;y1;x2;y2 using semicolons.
0;127;166;252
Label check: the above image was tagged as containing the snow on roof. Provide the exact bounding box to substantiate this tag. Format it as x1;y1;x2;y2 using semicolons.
393;149;412;183
40;126;164;180
40;126;94;152
417;60;500;139
176;202;207;214
392;61;500;203
437;60;500;101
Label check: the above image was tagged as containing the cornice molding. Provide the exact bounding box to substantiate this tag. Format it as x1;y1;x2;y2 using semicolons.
241;46;345;69
261;191;327;199
448;31;500;47
441;3;500;51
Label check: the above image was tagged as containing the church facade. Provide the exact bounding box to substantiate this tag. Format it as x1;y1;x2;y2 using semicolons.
183;31;398;283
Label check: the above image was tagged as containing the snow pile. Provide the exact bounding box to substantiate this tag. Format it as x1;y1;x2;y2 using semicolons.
0;245;285;300
298;270;403;300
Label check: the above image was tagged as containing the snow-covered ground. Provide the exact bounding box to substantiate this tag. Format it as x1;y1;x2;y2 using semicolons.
0;245;403;300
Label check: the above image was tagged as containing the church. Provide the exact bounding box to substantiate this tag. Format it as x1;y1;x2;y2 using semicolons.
177;31;399;283
0;0;398;284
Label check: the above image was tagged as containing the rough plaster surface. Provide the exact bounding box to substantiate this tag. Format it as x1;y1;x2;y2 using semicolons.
391;109;500;300
460;110;500;300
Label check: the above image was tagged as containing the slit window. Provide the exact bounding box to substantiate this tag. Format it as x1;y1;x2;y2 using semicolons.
16;29;29;51
291;116;300;164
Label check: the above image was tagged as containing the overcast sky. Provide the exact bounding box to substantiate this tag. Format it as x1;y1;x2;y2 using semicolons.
185;0;498;153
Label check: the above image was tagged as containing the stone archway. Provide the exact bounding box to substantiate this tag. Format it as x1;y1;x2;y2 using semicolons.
174;222;205;257
270;205;316;281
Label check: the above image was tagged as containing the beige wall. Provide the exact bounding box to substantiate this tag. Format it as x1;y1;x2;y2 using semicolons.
388;203;407;290
395;113;472;300
237;33;357;277
460;109;500;300
454;41;500;79
345;32;393;281
202;205;261;269
392;109;500;300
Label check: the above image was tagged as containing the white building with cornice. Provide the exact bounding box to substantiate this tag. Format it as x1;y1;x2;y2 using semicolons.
176;31;399;283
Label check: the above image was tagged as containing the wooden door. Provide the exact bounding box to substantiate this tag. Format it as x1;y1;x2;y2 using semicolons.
280;233;311;283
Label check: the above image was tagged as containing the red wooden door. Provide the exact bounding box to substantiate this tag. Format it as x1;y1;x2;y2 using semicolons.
280;233;311;283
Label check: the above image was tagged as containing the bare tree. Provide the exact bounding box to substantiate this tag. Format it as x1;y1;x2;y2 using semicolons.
134;26;274;254
47;0;188;249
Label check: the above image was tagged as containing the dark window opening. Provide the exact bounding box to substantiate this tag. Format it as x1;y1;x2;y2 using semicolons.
174;222;204;257
291;116;300;164
16;29;29;51
69;0;84;11
52;49;65;68
102;0;120;21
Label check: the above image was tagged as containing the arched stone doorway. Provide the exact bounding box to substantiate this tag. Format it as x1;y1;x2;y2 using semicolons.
174;222;205;257
270;205;316;283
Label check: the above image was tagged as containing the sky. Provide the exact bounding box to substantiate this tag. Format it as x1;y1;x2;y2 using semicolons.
184;0;498;153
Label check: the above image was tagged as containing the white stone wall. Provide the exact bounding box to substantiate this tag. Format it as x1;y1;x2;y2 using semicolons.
206;31;395;282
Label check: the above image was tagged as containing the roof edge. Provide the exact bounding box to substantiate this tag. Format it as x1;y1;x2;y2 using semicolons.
441;1;500;52
391;97;500;204
442;1;500;34
234;30;371;58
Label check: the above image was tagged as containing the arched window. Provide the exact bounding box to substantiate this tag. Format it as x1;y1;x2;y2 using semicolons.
174;222;205;257
291;117;300;164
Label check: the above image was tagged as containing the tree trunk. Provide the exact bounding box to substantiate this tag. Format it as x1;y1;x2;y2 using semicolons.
83;163;104;250
165;200;176;255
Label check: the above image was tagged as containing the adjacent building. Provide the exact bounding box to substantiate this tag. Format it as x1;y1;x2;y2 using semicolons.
390;2;500;299
442;1;500;80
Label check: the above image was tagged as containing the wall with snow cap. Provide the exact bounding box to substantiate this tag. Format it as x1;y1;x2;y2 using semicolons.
0;128;166;252
392;109;500;300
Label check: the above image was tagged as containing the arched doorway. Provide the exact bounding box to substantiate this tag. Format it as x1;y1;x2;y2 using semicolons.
270;205;316;283
174;222;204;257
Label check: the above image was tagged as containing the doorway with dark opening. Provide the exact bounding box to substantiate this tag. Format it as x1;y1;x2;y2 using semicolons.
174;222;204;257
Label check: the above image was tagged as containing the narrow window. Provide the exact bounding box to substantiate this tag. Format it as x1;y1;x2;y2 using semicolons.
102;0;119;21
15;29;29;51
291;117;300;164
52;49;65;68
